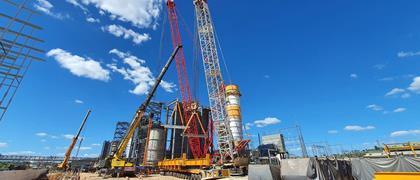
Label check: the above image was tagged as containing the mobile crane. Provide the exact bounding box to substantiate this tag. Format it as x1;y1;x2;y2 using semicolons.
193;0;250;172
58;110;91;170
158;0;250;178
109;46;181;177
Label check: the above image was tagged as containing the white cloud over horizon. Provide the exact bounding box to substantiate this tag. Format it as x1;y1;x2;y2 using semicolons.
350;73;358;79
390;129;420;137
344;125;375;131
101;24;151;45
47;48;110;82
107;49;175;95
254;117;281;127
0;142;7;148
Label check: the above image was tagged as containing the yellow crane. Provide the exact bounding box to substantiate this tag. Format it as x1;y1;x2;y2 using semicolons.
109;46;181;176
58;110;91;169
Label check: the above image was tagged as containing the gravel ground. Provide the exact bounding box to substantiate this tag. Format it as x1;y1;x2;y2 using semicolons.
77;173;247;180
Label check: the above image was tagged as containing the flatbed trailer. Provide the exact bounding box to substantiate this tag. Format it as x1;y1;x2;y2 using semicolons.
158;154;230;179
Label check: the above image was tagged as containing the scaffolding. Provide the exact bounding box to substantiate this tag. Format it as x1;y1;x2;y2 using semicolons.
0;0;44;122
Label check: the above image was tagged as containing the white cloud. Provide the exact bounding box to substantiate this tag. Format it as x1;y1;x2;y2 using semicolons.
390;129;420;137
385;88;405;96
397;51;420;58
50;135;59;139
0;142;7;148
350;73;358;79
79;147;92;150
35;132;48;137
74;99;84;104
328;130;338;134
86;17;100;23
264;75;270;79
34;0;69;19
344;125;375;131
44;146;51;150
41;139;47;142
385;88;411;99
5;151;35;155
408;76;420;93
108;49;175;95
91;143;101;146
47;48;110;81
101;24;151;45
245;123;253;130
254;117;281;128
70;0;162;28
393;108;406;113
366;104;383;111
81;153;99;157
63;134;74;140
66;0;88;12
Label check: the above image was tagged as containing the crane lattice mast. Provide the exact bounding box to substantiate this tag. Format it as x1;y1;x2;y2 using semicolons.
193;0;235;161
167;0;203;158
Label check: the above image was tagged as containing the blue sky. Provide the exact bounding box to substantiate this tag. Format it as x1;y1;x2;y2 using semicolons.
0;0;419;157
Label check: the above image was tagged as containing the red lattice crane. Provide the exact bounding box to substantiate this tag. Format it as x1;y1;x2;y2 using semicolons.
166;0;203;158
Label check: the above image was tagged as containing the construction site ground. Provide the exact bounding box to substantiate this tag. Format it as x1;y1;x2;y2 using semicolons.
71;173;248;180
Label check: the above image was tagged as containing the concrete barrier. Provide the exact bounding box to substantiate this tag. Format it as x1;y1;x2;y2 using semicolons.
0;169;48;180
249;164;281;180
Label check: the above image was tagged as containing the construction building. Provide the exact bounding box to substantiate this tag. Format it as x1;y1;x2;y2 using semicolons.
261;134;287;153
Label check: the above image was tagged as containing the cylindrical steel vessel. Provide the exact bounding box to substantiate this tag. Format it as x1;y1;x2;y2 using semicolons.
146;128;165;165
225;84;243;145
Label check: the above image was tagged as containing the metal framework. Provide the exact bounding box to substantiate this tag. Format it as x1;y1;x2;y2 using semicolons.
0;0;44;122
113;122;129;142
193;0;234;161
0;155;94;163
166;0;203;159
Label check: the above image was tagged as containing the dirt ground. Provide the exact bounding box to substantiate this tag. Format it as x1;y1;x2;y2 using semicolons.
77;173;248;180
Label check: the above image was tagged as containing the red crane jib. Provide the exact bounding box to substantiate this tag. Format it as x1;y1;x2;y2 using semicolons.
167;0;204;158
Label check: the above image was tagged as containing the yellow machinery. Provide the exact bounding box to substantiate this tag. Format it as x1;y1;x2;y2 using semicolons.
158;154;230;179
109;46;180;176
58;110;91;169
374;172;420;180
384;142;419;158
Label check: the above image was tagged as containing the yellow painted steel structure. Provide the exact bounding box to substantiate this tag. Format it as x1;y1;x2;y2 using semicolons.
374;172;420;180
158;153;230;178
158;153;211;171
384;142;419;158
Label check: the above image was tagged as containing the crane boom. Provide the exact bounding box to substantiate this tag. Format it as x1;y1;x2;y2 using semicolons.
193;0;235;162
166;0;203;158
58;110;91;169
112;45;181;168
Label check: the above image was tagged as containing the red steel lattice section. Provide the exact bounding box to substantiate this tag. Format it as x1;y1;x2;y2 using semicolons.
166;0;203;158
